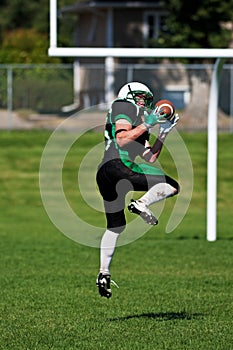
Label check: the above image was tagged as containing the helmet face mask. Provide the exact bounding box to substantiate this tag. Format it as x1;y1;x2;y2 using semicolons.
118;82;154;109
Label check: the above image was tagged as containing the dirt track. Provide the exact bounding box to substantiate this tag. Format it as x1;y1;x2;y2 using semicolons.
0;109;107;131
0;110;32;130
0;109;231;132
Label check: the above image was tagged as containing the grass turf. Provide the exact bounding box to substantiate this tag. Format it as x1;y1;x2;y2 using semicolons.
0;130;232;350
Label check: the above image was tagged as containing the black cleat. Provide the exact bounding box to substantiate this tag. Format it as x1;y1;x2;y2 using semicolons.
128;199;158;225
96;273;119;298
96;273;112;298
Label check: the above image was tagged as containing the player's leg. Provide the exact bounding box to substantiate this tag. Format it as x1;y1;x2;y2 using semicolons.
128;173;180;225
96;200;126;298
96;164;127;298
99;229;120;275
137;175;179;205
99;207;126;271
96;228;120;298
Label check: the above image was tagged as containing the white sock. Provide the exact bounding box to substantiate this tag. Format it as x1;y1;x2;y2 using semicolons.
100;229;119;274
138;183;176;206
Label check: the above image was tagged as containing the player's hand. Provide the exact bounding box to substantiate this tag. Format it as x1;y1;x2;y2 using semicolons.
143;107;167;128
159;113;179;135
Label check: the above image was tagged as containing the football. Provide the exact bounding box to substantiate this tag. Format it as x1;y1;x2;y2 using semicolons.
155;99;175;120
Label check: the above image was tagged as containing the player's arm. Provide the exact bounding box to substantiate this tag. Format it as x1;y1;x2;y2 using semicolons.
143;114;180;163
142;133;166;163
115;119;148;148
115;110;166;148
114;101;166;148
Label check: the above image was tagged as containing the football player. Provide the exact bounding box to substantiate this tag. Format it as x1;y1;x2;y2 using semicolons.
96;82;180;298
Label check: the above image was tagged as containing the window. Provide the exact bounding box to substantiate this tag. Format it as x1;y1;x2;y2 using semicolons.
143;12;168;45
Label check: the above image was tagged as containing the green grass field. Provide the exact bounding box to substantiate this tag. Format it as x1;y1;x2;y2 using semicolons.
0;130;232;350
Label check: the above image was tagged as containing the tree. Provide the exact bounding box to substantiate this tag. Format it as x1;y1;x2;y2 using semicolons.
0;0;48;33
154;0;233;120
158;0;233;50
0;28;61;64
0;0;76;63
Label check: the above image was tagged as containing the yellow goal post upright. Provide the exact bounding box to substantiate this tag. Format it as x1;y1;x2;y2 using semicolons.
49;0;233;242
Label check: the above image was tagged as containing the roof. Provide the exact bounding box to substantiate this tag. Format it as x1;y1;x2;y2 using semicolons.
60;0;162;15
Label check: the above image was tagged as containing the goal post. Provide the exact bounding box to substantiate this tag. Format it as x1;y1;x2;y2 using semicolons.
48;47;233;58
207;58;226;242
49;0;233;241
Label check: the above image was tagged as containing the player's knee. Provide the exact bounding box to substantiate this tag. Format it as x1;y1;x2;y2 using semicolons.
166;177;180;196
174;182;180;195
108;224;126;234
106;210;126;234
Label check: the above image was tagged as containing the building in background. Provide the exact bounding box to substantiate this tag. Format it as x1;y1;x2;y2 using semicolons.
59;0;191;110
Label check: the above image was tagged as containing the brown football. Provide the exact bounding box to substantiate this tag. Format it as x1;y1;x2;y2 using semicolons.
155;99;175;120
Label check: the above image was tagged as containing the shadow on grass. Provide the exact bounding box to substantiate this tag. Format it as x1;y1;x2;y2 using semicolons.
110;311;204;322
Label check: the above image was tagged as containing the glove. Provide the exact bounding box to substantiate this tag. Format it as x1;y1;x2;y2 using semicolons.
159;113;179;135
143;107;167;128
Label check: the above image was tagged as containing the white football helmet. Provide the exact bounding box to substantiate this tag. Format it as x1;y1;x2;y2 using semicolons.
117;82;154;109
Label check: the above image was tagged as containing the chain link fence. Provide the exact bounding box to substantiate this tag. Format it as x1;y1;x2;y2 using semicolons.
0;63;232;130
